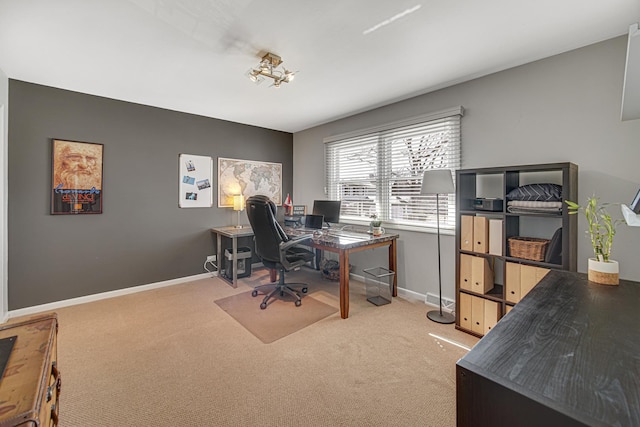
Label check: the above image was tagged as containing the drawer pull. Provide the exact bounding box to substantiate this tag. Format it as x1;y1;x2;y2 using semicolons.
51;361;59;379
50;403;59;426
47;376;62;402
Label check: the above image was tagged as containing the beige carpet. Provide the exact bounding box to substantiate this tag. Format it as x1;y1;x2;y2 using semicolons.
42;267;479;427
215;289;338;343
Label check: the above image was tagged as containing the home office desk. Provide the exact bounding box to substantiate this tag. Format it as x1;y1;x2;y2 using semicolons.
210;226;254;288
285;227;399;319
213;225;399;319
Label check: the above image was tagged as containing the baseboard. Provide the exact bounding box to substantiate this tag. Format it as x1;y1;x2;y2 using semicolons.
7;272;214;319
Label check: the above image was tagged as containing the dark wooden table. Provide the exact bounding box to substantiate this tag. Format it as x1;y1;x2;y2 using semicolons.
457;270;640;427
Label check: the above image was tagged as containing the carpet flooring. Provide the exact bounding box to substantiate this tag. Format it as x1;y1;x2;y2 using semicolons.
46;267;479;426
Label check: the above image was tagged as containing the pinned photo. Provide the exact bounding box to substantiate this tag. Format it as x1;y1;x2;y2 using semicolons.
196;179;211;190
185;160;196;172
182;176;195;185
186;192;198;200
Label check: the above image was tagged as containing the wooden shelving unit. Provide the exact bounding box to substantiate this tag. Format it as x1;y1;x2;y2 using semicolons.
455;162;578;337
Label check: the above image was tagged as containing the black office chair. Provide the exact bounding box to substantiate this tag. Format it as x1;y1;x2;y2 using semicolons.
246;195;315;309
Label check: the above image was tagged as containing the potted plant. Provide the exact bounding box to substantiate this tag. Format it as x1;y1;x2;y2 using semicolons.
369;214;384;236
565;196;625;285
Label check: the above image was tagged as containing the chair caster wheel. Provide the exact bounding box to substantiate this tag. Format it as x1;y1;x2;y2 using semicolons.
301;287;308;293
260;302;267;310
251;290;258;297
295;300;302;307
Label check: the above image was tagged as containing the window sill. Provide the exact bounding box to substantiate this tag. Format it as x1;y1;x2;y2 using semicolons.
338;220;455;236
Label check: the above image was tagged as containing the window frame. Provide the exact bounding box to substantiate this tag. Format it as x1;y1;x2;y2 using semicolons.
323;107;463;233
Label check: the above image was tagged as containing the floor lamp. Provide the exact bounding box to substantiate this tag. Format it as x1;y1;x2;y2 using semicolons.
420;169;455;324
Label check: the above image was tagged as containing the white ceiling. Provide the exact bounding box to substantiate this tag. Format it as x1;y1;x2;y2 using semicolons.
1;0;638;133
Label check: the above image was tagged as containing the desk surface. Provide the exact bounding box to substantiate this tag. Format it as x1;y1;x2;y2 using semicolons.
457;270;640;426
285;227;399;250
210;225;254;238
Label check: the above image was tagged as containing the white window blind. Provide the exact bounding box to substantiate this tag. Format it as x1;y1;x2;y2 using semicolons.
324;108;462;230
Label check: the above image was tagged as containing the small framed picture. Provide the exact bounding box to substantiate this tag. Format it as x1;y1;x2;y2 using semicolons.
292;205;306;216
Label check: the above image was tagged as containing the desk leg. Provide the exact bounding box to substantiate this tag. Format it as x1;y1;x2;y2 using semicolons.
270;269;277;282
315;248;322;270
216;234;222;277
389;239;397;297
339;249;350;319
231;236;238;288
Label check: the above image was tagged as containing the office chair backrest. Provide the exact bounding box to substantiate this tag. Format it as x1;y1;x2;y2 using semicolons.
246;195;289;264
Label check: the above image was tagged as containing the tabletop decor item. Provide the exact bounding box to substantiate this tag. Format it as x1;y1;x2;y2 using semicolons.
369;214;383;236
566;196;625;285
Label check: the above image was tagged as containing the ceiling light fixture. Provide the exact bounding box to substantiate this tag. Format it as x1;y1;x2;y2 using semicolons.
247;52;296;88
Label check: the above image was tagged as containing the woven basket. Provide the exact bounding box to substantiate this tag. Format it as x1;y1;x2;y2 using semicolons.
508;237;550;261
320;259;353;282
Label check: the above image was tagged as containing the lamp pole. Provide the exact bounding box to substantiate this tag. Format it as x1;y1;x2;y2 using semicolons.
427;192;455;324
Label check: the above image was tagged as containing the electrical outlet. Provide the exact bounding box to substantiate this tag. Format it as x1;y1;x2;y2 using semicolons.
206;255;216;263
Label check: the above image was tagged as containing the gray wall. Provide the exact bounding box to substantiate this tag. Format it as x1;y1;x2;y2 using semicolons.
8;81;293;310
293;36;640;303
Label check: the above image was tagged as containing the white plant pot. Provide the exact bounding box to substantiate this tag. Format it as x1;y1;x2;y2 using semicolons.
588;258;619;285
372;226;384;236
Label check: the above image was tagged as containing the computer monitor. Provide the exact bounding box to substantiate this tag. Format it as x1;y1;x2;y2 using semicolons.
304;214;324;230
312;200;341;226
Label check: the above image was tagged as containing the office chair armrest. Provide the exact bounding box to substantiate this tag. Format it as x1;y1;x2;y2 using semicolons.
279;234;313;251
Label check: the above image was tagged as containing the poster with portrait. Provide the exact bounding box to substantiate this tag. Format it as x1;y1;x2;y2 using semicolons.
51;139;104;215
179;153;213;208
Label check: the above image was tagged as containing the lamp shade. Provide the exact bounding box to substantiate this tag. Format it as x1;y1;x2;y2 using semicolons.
420;169;454;195
233;195;245;211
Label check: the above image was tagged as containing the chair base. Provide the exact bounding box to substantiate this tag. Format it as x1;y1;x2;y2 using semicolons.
252;268;308;309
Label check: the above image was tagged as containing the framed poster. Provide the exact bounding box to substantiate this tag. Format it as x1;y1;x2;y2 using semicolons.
217;157;282;207
51;139;103;214
179;154;213;208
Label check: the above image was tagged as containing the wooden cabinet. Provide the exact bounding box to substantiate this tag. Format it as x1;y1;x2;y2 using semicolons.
455;163;577;337
0;314;60;427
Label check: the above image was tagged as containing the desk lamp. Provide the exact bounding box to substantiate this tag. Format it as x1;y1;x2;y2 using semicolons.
233;195;245;228
420;169;455;324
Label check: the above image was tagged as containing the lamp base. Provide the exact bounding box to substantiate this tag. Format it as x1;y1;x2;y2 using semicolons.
426;310;455;324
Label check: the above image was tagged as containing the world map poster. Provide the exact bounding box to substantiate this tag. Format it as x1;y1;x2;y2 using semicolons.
217;157;282;207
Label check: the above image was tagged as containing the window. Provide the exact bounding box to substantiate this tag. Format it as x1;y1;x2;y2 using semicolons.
324;107;462;230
